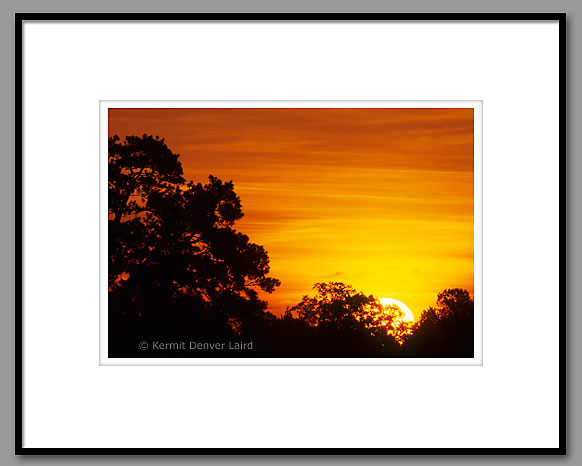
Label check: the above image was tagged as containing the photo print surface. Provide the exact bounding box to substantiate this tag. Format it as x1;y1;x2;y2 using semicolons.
106;105;477;360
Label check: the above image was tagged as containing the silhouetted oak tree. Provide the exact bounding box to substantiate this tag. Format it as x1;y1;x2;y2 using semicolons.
108;135;280;354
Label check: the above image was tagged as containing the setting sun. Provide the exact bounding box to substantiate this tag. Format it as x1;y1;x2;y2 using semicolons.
379;298;415;323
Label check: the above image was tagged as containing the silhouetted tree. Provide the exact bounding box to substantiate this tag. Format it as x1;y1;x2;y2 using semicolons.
108;135;280;356
282;282;404;356
402;288;474;358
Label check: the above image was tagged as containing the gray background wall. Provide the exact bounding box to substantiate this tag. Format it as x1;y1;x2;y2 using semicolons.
2;0;577;464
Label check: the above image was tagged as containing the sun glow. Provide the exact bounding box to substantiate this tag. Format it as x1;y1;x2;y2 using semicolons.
379;298;415;323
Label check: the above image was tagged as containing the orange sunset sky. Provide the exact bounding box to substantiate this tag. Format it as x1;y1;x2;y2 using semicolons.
109;107;474;319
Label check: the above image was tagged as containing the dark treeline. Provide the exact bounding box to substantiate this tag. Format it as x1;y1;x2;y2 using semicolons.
109;135;474;358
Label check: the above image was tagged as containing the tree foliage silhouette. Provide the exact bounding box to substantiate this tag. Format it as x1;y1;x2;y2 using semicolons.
402;288;474;357
108;135;280;355
281;282;405;356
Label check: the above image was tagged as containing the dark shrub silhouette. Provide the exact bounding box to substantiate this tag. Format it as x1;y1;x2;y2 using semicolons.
402;288;474;358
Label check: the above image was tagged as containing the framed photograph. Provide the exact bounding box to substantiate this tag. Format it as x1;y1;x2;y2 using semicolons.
17;13;565;454
102;100;482;366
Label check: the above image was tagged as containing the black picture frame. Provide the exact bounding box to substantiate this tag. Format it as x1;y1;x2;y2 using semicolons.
15;12;567;456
